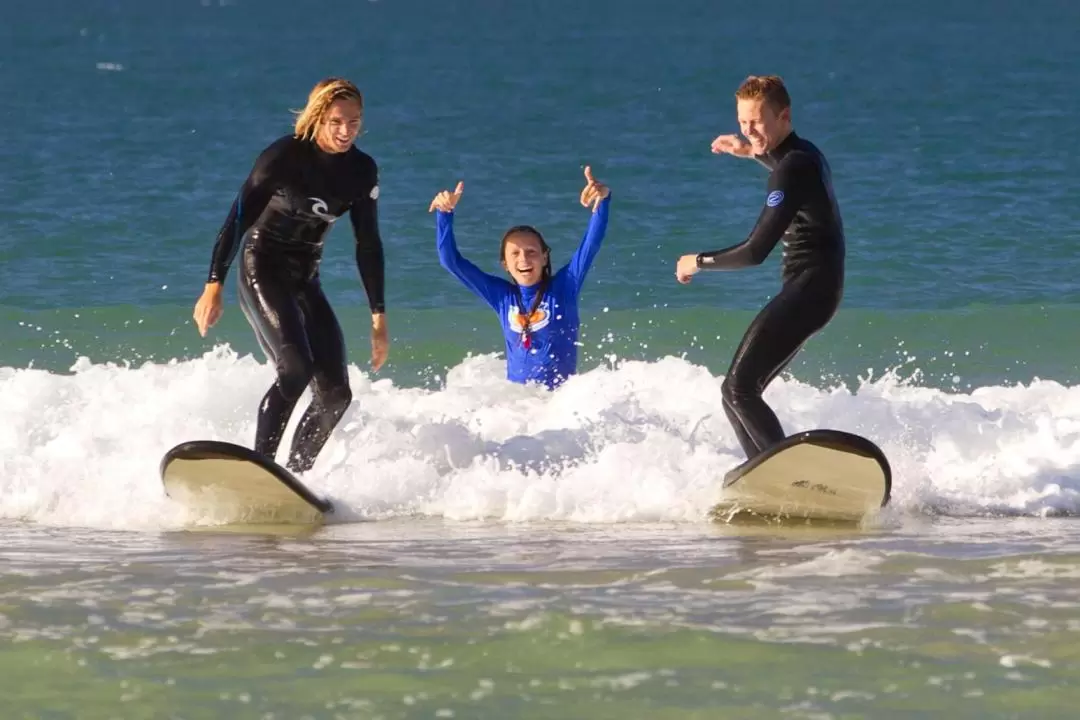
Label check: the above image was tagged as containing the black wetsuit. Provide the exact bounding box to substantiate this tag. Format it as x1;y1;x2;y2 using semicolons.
206;134;386;473
696;131;844;459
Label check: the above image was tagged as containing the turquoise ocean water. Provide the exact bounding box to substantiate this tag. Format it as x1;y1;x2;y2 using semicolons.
3;0;1080;716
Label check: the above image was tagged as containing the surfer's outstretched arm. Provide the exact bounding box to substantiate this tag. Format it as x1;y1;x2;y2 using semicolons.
711;133;779;171
429;182;511;312
694;153;809;272
562;166;611;294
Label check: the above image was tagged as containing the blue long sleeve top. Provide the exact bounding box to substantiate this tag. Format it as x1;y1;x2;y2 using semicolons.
435;196;611;389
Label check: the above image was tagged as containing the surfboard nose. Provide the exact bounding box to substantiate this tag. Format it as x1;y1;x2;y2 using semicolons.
160;440;333;528
714;430;891;523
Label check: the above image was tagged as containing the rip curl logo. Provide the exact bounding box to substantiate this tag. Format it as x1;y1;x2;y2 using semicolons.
766;190;784;207
508;297;552;334
309;197;339;222
369;185;379;200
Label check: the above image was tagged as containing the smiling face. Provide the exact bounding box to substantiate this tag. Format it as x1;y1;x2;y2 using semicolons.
317;98;362;154
733;74;793;155
737;97;791;156
293;77;364;150
501;230;550;287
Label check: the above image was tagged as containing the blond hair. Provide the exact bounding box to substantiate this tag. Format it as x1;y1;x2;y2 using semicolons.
735;75;791;112
293;77;364;141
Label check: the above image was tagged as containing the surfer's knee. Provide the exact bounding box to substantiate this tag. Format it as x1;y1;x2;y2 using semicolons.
318;383;352;417
275;345;314;400
721;375;756;405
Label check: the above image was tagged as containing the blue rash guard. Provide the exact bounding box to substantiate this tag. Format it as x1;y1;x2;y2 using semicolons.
435;196;611;389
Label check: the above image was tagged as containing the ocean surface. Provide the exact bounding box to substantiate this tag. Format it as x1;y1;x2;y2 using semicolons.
3;0;1080;716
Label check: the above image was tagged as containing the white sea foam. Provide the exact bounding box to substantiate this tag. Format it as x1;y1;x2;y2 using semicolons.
3;345;1080;531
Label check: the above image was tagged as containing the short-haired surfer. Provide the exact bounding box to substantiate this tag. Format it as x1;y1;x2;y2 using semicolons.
191;77;389;473
675;75;845;460
428;167;611;390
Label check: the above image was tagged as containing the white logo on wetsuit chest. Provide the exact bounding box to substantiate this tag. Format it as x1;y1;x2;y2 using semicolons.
507;297;553;334
309;197;340;222
766;190;784;207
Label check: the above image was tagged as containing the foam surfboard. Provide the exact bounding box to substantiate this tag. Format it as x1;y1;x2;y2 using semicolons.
160;440;333;527
710;430;891;523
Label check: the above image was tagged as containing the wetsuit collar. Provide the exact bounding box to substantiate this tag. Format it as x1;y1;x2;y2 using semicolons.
765;130;798;162
310;138;352;161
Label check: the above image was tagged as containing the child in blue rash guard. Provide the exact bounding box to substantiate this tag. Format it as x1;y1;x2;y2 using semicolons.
428;167;611;390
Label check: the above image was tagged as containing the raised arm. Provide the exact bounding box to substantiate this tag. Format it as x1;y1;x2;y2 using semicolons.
711;133;775;170
430;182;511;312
563;166;611;293
435;212;511;312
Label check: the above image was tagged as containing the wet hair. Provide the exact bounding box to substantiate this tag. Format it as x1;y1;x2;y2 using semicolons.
500;225;552;339
292;77;363;142
735;75;791;113
499;225;552;281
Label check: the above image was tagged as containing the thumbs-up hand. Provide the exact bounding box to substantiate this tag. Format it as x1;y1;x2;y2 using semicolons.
579;165;610;212
429;181;464;213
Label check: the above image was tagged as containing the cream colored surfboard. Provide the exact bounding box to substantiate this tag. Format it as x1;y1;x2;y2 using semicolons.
160;440;333;527
711;430;891;523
